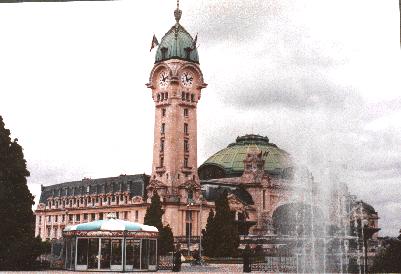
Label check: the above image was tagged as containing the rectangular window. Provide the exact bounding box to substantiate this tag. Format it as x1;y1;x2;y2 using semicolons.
184;140;189;152
124;211;128;220
141;239;150;269
162;108;166;117
161;123;165;134
55;215;58;223
88;238;99;269
184;157;188;168
184;108;188;117
184;123;188;135
48;215;51;222
191;94;195;102
181;92;185;101
91;213;96;220
185;211;192;222
126;239;140;269
62;215;65;222
111;239;122;265
185;223;192;238
160;156;164;167
69;214;73;222
99;213;104;220
160;139;164;152
84;213;88;220
263;190;266;210
77;239;89;265
76;214;80;222
135;210;139;221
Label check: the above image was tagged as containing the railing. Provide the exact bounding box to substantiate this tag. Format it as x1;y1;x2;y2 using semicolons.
164;196;180;203
158;255;173;270
251;257;297;272
174;236;200;243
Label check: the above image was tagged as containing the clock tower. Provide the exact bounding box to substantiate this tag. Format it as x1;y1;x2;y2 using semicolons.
146;1;207;209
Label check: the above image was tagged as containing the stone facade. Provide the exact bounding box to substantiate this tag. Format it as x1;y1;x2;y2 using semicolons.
35;174;149;240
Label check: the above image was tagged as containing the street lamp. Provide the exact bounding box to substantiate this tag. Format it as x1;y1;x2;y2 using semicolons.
199;194;203;258
187;202;194;256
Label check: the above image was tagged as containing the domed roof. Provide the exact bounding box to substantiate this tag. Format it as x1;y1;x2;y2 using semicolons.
199;134;294;180
64;217;158;233
358;200;377;214
155;6;199;63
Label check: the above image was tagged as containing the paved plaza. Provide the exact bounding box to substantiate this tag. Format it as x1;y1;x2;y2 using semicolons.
9;263;244;273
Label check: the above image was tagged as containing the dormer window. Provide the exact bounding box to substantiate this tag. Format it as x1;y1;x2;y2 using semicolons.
161;47;168;59
184;47;192;60
188;189;193;200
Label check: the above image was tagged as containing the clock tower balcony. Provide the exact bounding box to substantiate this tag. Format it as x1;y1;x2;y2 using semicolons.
178;101;198;107
181;166;193;174
155;166;166;174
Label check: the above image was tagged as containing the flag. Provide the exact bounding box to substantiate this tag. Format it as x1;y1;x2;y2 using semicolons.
192;33;198;49
150;34;159;52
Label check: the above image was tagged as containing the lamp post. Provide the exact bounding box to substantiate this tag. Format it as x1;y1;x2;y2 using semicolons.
187;202;194;255
199;194;203;258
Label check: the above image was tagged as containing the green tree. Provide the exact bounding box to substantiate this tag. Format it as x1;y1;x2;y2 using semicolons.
0;115;42;270
144;191;163;228
159;224;174;256
203;192;240;257
202;209;216;257
144;191;174;255
371;237;401;273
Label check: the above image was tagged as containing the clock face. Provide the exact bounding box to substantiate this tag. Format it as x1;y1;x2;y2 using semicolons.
159;71;169;88
180;71;194;87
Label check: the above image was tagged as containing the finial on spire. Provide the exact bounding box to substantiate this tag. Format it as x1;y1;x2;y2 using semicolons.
174;0;182;24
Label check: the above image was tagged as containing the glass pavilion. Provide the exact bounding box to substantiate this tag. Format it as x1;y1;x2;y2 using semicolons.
63;216;158;271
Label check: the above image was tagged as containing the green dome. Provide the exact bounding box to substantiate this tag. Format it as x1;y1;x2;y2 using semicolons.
155;24;199;64
199;134;294;180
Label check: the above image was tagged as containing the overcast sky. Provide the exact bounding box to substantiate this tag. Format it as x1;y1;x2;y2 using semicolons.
0;0;400;236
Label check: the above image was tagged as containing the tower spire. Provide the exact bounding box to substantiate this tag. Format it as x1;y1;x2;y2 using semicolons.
174;0;182;24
